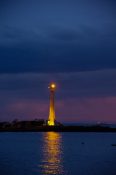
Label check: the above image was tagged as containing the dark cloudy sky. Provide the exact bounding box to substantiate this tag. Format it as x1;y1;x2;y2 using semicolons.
0;0;116;123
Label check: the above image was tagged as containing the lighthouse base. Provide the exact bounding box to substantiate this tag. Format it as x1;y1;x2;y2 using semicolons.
47;120;55;126
46;120;63;127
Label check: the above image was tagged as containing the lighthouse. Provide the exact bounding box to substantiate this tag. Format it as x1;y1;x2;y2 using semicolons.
48;83;56;126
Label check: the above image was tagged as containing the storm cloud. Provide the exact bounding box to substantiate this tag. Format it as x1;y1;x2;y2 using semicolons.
0;0;116;73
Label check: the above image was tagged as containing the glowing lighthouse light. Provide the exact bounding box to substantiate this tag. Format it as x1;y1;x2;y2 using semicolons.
51;83;56;89
48;83;56;126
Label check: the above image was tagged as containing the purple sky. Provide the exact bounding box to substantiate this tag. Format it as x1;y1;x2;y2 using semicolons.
0;0;116;123
0;70;116;123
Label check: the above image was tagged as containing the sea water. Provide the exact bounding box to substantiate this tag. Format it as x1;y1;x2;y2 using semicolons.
0;132;116;175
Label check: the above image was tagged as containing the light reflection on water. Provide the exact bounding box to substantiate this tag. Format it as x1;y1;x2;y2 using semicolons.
40;132;64;175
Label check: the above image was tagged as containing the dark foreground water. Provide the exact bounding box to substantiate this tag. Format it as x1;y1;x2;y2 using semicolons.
0;132;116;175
